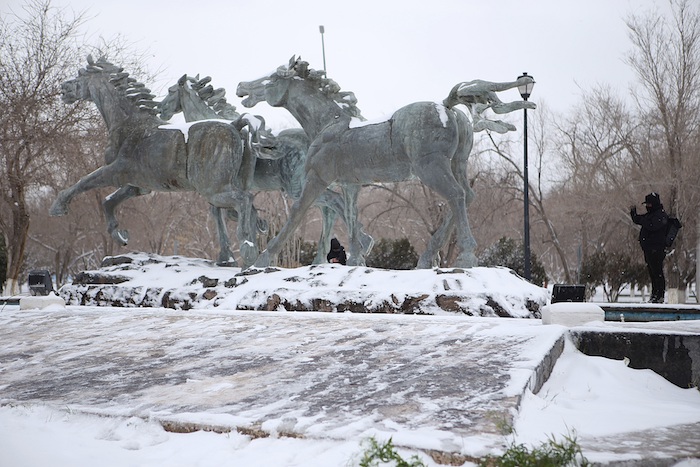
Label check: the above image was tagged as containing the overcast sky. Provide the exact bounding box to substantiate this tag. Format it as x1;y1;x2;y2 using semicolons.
7;0;672;128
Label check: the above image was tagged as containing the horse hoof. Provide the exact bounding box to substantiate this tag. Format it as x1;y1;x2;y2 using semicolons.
254;250;271;268
218;251;237;266
49;203;67;217
360;235;375;255
416;255;434;269
455;252;478;268
257;218;269;234
346;255;365;267
111;230;129;246
240;243;259;269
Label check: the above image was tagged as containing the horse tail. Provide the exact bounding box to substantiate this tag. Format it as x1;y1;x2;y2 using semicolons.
233;114;280;160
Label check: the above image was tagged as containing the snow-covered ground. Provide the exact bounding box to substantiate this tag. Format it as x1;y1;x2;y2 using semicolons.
1;254;699;466
2;335;699;466
57;252;549;317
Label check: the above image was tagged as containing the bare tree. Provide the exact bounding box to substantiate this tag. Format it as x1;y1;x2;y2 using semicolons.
551;86;639;276
360;182;450;260
0;0;88;293
477;103;579;283
626;0;700;298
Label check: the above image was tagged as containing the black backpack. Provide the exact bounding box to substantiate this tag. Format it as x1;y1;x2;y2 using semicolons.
666;217;682;248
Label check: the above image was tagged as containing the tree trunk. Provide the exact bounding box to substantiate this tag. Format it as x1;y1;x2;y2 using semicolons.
697;212;700;303
5;182;30;295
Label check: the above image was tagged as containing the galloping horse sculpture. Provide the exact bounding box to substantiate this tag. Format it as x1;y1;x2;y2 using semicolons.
159;73;373;264
237;57;535;268
50;56;261;267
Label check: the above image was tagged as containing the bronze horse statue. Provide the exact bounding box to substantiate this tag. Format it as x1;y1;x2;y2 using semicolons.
237;57;535;268
158;73;373;264
50;56;262;267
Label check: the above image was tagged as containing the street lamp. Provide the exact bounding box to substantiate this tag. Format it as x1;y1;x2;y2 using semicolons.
518;72;535;281
319;25;327;76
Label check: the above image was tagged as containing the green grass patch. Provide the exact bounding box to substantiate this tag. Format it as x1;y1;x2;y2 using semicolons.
358;437;427;467
480;433;589;467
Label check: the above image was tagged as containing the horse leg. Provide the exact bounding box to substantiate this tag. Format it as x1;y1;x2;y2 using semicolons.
417;155;477;270
103;185;150;245
255;171;327;268
210;190;259;268
416;157;477;268
417;188;470;269
50;164;121;216
346;184;373;265
210;205;237;266
316;188;374;264
226;209;269;234
313;205;337;264
418;213;455;269
340;184;367;266
218;199;258;268
236;196;260;268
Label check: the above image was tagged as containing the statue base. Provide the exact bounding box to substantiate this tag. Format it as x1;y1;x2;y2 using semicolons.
59;253;548;318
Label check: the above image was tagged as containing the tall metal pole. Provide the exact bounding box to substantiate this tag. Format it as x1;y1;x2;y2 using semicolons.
319;25;327;76
517;72;534;282
523;105;531;281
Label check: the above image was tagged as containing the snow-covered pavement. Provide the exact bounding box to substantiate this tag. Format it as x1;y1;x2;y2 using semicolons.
0;307;563;457
1;256;700;465
1;305;700;465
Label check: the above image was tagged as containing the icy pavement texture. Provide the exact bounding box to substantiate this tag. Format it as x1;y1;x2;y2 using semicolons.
0;308;561;455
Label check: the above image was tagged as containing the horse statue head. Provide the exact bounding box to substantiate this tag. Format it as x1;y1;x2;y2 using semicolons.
61;56;122;104
158;74;241;122
157;74;192;120
62;55;160;130
237;56;364;137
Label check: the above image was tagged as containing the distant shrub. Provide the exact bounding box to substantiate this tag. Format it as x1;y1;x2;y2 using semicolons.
366;238;418;270
298;240;318;265
275;238;317;267
478;237;547;286
580;250;647;302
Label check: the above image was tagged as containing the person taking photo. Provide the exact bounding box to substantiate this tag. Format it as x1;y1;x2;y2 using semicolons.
630;192;669;303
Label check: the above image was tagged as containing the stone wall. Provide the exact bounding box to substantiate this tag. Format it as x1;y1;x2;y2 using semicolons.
570;330;700;389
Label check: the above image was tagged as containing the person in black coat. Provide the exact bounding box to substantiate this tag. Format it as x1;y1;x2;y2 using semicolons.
630;192;669;303
327;238;347;265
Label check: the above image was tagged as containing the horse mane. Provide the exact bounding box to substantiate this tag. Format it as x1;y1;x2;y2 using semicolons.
285;57;364;121
82;55;159;115
187;75;241;120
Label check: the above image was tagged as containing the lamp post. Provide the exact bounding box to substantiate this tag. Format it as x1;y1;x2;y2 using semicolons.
518;72;535;282
319;25;327;76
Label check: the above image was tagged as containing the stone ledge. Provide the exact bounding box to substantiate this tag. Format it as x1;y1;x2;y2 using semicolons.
19;293;66;310
541;302;605;326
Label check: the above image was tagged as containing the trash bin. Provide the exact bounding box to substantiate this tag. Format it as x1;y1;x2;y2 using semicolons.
551;284;585;303
28;270;53;296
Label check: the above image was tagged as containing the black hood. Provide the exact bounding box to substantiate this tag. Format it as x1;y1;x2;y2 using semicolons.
644;192;662;210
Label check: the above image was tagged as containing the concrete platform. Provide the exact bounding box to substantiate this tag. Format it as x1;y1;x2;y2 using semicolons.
0;306;699;465
0;308;562;456
597;302;700;322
